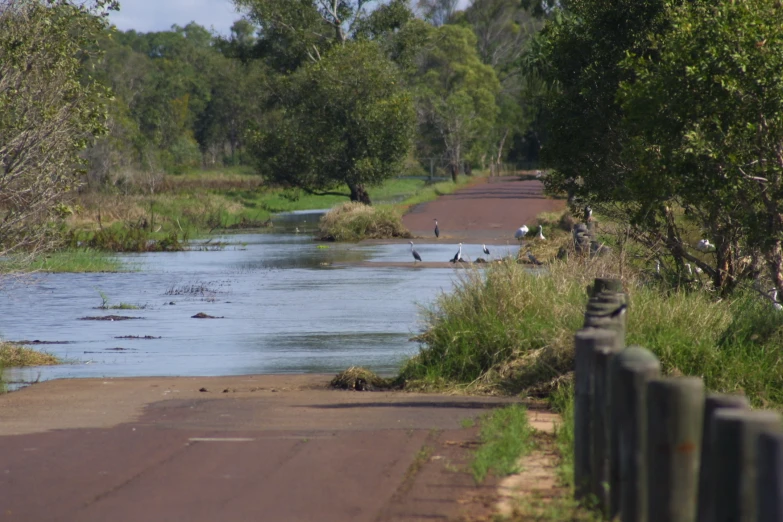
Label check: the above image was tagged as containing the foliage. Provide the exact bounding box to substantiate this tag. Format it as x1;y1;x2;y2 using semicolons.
412;24;500;178
0;249;126;273
471;404;535;483
247;41;416;204
0;344;60;367
399;254;783;409
318;201;412;241
0;0;116;256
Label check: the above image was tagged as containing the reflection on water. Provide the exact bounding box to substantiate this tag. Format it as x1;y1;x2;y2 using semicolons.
0;230;519;387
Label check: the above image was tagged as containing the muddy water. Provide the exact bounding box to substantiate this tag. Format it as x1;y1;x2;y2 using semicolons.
1;230;520;387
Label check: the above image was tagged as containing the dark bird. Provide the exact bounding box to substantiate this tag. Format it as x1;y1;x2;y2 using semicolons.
450;243;464;263
609;303;628;319
482;244;490;256
409;241;422;263
527;250;543;266
434;219;440;238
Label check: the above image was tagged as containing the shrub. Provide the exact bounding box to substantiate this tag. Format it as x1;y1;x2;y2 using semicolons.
318;202;412;241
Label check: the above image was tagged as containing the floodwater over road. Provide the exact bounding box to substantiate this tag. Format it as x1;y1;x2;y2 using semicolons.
0;222;520;388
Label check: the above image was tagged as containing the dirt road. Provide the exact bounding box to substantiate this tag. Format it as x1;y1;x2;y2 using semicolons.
0;177;563;522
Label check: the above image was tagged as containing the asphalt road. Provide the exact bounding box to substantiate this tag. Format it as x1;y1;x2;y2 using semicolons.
0;375;524;522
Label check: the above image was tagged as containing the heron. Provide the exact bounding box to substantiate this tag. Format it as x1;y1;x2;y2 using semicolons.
696;239;714;252
527;250;543;266
515;225;529;241
535;170;543;178
685;263;693;276
772;289;783;311
482;244;490;256
409;241;422;263
451;243;464;263
434;219;440;239
584;205;592;222
537;225;546;240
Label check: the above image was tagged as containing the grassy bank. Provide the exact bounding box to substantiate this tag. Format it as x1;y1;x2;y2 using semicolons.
400;254;783;409
471;403;535;483
0;343;60;367
318;202;412;241
1;249;126;274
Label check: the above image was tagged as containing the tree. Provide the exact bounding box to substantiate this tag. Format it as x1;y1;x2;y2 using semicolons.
0;0;116;255
413;24;500;181
246;41;415;204
619;0;783;295
415;0;459;26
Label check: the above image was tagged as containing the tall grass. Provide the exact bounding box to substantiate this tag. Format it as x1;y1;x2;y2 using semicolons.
1;249;126;273
400;255;783;409
472;404;536;483
318;202;412;241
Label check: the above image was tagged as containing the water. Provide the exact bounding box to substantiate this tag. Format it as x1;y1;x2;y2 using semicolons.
0;230;519;387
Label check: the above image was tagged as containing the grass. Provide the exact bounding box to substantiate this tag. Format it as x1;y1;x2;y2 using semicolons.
0;343;60;367
399;244;783;409
471;403;536;483
318;202;412;241
0;249;126;273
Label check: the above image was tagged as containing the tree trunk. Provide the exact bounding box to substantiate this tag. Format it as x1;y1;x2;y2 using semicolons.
450;163;458;183
348;182;372;205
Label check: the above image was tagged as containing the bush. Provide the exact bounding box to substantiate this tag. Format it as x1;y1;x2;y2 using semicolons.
318;202;412;241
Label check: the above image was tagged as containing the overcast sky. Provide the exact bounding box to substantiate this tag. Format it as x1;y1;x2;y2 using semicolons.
108;1;471;36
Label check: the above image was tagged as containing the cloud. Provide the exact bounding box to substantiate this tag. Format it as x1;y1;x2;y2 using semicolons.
109;0;243;36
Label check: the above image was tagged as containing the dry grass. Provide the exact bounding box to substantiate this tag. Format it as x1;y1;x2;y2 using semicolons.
318;202;412;241
329;366;399;390
0;343;60;367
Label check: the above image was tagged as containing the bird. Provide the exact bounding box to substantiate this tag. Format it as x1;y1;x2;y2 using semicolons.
584;205;593;222
515;225;529;241
450;243;464;263
696;239;714;252
685;263;693;276
537;225;546;240
771;289;783;311
527;250;543;266
434;219;440;239
535;170;543;178
656;260;661;274
482;244;490;256
409;241;422;263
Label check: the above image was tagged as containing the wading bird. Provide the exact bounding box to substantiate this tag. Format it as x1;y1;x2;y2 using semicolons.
482;244;490;256
584;205;593;222
515;225;529;241
409;241;422;263
771;289;783;311
537;225;546;240
434;219;440;239
450;243;464;263
696;239;714;252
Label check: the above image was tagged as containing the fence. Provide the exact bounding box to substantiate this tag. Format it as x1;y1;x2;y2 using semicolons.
573;276;783;522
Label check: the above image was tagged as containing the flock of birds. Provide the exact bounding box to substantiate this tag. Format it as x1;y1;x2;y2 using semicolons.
407;218;546;265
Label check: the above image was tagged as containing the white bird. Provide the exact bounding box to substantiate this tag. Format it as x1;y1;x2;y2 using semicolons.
656;260;661;274
685;263;692;275
696;239;714;252
695;266;703;274
482;244;490;256
772;289;783;311
585;205;593;222
451;243;464;263
409;241;422;263
537;225;546;240
515;225;529;241
535;170;543;178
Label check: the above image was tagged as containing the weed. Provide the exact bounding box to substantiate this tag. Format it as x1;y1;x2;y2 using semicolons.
0;344;60;367
318;202;412;241
461;417;476;428
471;404;535;483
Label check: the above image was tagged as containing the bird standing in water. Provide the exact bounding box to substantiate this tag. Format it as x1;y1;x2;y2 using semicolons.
409;241;422;263
450;243;464;263
434;219;440;238
482;244;490;257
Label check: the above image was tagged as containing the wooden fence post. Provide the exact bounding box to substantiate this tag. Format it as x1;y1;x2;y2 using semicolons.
591;277;624;296
646;377;705;522
574;327;619;501
696;394;750;522
710;409;783;522
590;333;623;516
757;431;783;522
611;346;661;522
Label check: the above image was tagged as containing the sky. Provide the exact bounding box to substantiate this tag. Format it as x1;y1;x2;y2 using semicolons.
108;0;472;36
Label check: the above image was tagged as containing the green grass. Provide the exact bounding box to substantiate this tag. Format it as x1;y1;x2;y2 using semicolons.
471;403;536;483
318;202;412;241
399;253;783;409
549;383;576;490
395;174;479;209
0;343;60;367
1;249;126;273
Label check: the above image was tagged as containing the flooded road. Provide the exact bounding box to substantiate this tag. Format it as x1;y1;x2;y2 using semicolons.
1;230;519;386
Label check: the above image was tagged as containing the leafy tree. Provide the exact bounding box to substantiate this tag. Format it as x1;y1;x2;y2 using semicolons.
246;41;415;204
413;24;500;180
415;0;459;26
0;0;116;255
619;0;783;294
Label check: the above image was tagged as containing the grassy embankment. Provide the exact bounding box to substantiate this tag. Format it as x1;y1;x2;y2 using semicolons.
331;208;783;515
5;168;480;273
